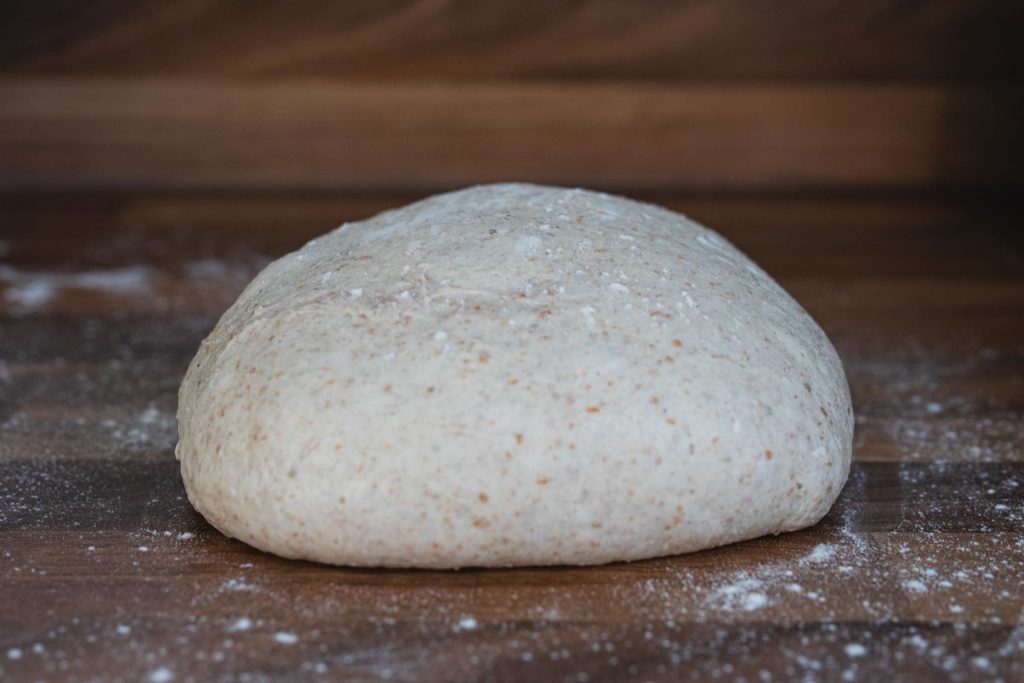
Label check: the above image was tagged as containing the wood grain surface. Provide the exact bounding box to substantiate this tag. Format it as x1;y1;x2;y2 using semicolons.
1;0;1020;81
1;193;1022;682
1;80;1019;193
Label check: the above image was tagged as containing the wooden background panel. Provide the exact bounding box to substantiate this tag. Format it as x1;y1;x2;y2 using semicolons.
1;0;1021;81
1;81;1019;192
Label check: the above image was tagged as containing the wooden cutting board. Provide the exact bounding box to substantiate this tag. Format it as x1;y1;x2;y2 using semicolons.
1;194;1021;682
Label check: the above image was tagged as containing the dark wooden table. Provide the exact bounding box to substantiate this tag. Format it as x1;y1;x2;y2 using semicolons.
1;192;1021;682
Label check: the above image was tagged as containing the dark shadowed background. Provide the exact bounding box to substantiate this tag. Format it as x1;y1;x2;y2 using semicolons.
0;2;1023;682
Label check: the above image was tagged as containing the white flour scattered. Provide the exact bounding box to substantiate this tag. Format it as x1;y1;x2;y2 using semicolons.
96;404;178;455
852;347;1023;463
801;543;837;565
228;618;253;632
0;265;154;312
741;592;769;611
845;643;867;657
709;578;770;612
222;578;257;592
455;617;479;631
147;667;173;683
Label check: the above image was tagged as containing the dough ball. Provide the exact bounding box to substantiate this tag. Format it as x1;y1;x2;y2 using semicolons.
176;184;853;568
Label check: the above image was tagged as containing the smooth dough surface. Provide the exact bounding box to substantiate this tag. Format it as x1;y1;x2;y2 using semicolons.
176;183;853;568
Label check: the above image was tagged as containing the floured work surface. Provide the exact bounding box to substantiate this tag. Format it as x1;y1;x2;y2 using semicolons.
0;193;1022;682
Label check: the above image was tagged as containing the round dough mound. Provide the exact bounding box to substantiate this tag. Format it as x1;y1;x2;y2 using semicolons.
177;184;852;568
